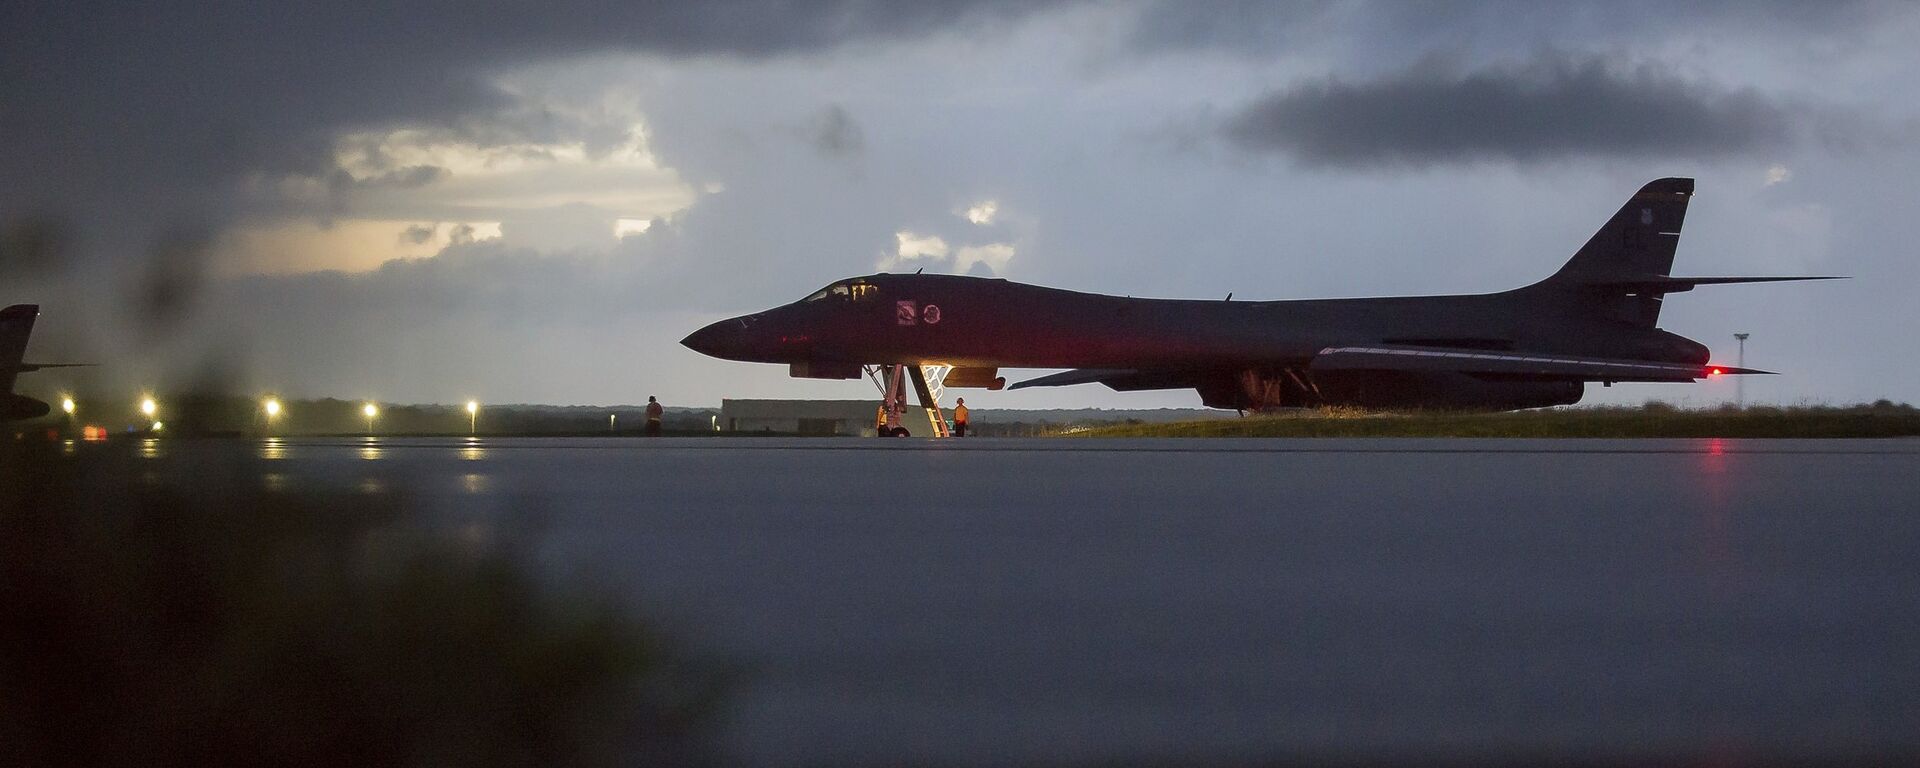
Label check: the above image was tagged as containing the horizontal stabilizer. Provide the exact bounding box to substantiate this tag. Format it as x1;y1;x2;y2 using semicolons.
1314;345;1771;382
1580;275;1845;294
1008;368;1136;389
14;363;95;373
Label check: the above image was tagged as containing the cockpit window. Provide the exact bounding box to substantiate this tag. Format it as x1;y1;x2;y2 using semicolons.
803;281;878;303
804;284;845;302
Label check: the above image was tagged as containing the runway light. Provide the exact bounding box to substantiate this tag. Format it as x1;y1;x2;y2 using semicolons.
151;421;164;432
140;397;157;417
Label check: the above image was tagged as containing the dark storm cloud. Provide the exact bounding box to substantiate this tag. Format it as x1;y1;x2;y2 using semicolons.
1224;54;1800;168
0;0;1071;218
1127;0;1334;54
1129;0;1886;56
0;0;1082;397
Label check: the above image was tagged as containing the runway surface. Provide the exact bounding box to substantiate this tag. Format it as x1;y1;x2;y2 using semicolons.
89;436;1920;765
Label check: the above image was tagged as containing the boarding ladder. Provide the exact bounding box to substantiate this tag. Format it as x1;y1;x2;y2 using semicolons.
865;363;952;437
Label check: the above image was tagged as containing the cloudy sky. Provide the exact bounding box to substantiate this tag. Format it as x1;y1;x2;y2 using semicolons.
4;0;1916;409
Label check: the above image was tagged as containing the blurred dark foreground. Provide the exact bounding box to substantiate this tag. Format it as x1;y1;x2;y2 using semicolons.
8;437;1918;768
0;441;717;768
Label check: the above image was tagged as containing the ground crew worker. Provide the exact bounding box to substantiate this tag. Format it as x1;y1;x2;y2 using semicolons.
645;395;663;436
953;397;969;437
876;403;888;436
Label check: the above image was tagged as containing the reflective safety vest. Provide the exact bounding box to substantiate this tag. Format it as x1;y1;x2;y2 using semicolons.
954;405;969;423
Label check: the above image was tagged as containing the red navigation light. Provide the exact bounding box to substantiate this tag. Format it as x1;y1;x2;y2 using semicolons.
1709;367;1723;377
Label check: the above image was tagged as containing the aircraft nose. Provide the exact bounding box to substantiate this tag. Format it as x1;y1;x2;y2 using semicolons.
681;317;749;359
680;322;724;357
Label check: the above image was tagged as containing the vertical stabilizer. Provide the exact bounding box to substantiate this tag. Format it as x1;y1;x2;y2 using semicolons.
1;304;39;394
1533;177;1693;327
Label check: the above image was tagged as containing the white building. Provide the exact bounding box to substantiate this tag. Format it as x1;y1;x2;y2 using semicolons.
719;399;882;436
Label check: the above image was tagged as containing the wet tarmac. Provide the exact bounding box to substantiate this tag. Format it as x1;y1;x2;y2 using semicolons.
65;436;1920;765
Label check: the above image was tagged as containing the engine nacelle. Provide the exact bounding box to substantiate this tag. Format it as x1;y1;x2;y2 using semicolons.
1199;368;1583;412
1314;371;1584;411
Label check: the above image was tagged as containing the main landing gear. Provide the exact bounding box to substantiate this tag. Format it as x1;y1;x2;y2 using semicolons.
865;364;953;438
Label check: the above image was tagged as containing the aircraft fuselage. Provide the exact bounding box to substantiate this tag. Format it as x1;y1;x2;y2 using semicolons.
684;274;1706;371
681;273;1709;411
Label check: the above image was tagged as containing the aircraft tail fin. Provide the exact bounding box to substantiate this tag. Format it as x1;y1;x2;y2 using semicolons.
1522;178;1843;327
1528;177;1695;328
1;304;38;394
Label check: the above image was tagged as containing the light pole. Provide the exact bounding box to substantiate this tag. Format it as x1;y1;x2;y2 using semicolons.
140;396;158;431
263;397;282;434
466;400;479;435
1734;333;1750;407
364;402;379;435
61;396;75;431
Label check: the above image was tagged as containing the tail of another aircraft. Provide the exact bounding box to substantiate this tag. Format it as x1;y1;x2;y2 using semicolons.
3;304;99;421
1524;177;1839;328
1;304;38;395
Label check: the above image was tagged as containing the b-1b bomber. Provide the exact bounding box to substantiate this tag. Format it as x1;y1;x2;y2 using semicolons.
683;178;1836;433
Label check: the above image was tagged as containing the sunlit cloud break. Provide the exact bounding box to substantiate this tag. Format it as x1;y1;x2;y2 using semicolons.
878;231;951;270
955;243;1015;275
614;218;654;238
965;200;998;225
216;219;502;275
877;229;1014;276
